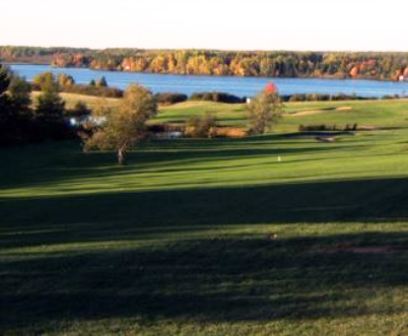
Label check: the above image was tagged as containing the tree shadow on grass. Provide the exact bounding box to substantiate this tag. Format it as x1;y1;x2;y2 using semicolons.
1;177;408;249
1;232;407;333
1;175;408;333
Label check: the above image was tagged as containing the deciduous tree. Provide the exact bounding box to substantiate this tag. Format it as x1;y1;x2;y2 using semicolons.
84;84;157;165
247;83;283;135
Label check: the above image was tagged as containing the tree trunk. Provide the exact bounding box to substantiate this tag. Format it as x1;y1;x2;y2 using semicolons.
117;148;126;165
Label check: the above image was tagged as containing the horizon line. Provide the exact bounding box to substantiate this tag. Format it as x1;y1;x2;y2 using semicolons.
1;44;408;54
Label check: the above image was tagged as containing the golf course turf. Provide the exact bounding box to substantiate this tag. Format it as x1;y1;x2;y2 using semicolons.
1;98;407;335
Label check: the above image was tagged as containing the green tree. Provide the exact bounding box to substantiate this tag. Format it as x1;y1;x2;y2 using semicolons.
8;75;32;118
0;64;12;123
35;80;65;124
96;76;108;87
0;66;34;144
0;64;10;94
247;84;283;135
84;84;157;165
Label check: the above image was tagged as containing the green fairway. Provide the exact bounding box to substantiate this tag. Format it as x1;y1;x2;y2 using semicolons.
158;98;408;132
1;99;408;335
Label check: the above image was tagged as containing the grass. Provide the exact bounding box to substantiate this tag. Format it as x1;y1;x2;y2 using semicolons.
33;91;408;131
1;98;408;335
31;91;120;110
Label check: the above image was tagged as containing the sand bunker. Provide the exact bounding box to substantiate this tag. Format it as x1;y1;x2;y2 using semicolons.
291;106;352;117
336;106;352;111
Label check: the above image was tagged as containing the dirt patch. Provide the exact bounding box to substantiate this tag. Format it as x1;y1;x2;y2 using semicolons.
215;127;247;138
358;125;379;131
320;244;406;255
336;106;352;111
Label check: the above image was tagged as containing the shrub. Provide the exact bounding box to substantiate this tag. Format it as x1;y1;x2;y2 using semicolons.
299;124;358;132
284;93;375;102
190;92;244;104
154;92;188;105
185;113;217;138
287;94;306;102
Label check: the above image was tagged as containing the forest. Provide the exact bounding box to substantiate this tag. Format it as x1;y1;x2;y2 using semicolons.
1;46;408;80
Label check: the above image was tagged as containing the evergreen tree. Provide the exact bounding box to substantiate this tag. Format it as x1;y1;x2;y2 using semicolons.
96;76;108;87
35;79;65;124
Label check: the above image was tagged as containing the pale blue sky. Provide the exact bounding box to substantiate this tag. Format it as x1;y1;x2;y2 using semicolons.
2;0;406;51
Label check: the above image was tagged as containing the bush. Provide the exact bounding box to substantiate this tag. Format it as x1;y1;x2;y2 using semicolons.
286;94;306;102
299;123;358;132
190;92;244;104
185;113;217;138
154;92;188;105
382;94;400;100
283;93;375;102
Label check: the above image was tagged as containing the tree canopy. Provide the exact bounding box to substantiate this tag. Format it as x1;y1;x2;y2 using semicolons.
247;84;283;135
84;84;157;164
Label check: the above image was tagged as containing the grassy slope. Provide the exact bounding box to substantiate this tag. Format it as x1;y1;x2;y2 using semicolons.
31;91;120;110
1;98;408;335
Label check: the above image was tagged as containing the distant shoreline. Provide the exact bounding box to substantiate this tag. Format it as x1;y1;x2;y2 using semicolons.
9;63;408;99
6;62;406;84
2;46;408;82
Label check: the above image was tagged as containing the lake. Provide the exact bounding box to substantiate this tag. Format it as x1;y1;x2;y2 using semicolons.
9;64;408;98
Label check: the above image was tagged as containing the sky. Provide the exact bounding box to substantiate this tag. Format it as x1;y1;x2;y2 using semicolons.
2;0;407;51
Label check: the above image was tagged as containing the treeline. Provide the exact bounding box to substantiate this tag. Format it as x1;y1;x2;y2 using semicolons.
2;46;408;80
0;46;91;64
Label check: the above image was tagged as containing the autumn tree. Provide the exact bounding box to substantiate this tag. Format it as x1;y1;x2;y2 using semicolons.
247;83;283;135
33;72;60;91
57;73;75;88
84;84;157;165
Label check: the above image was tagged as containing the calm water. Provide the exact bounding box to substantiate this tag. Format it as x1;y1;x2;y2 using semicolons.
9;64;408;98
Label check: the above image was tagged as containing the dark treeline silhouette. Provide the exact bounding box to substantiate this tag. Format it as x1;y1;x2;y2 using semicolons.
0;65;72;146
2;46;408;80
